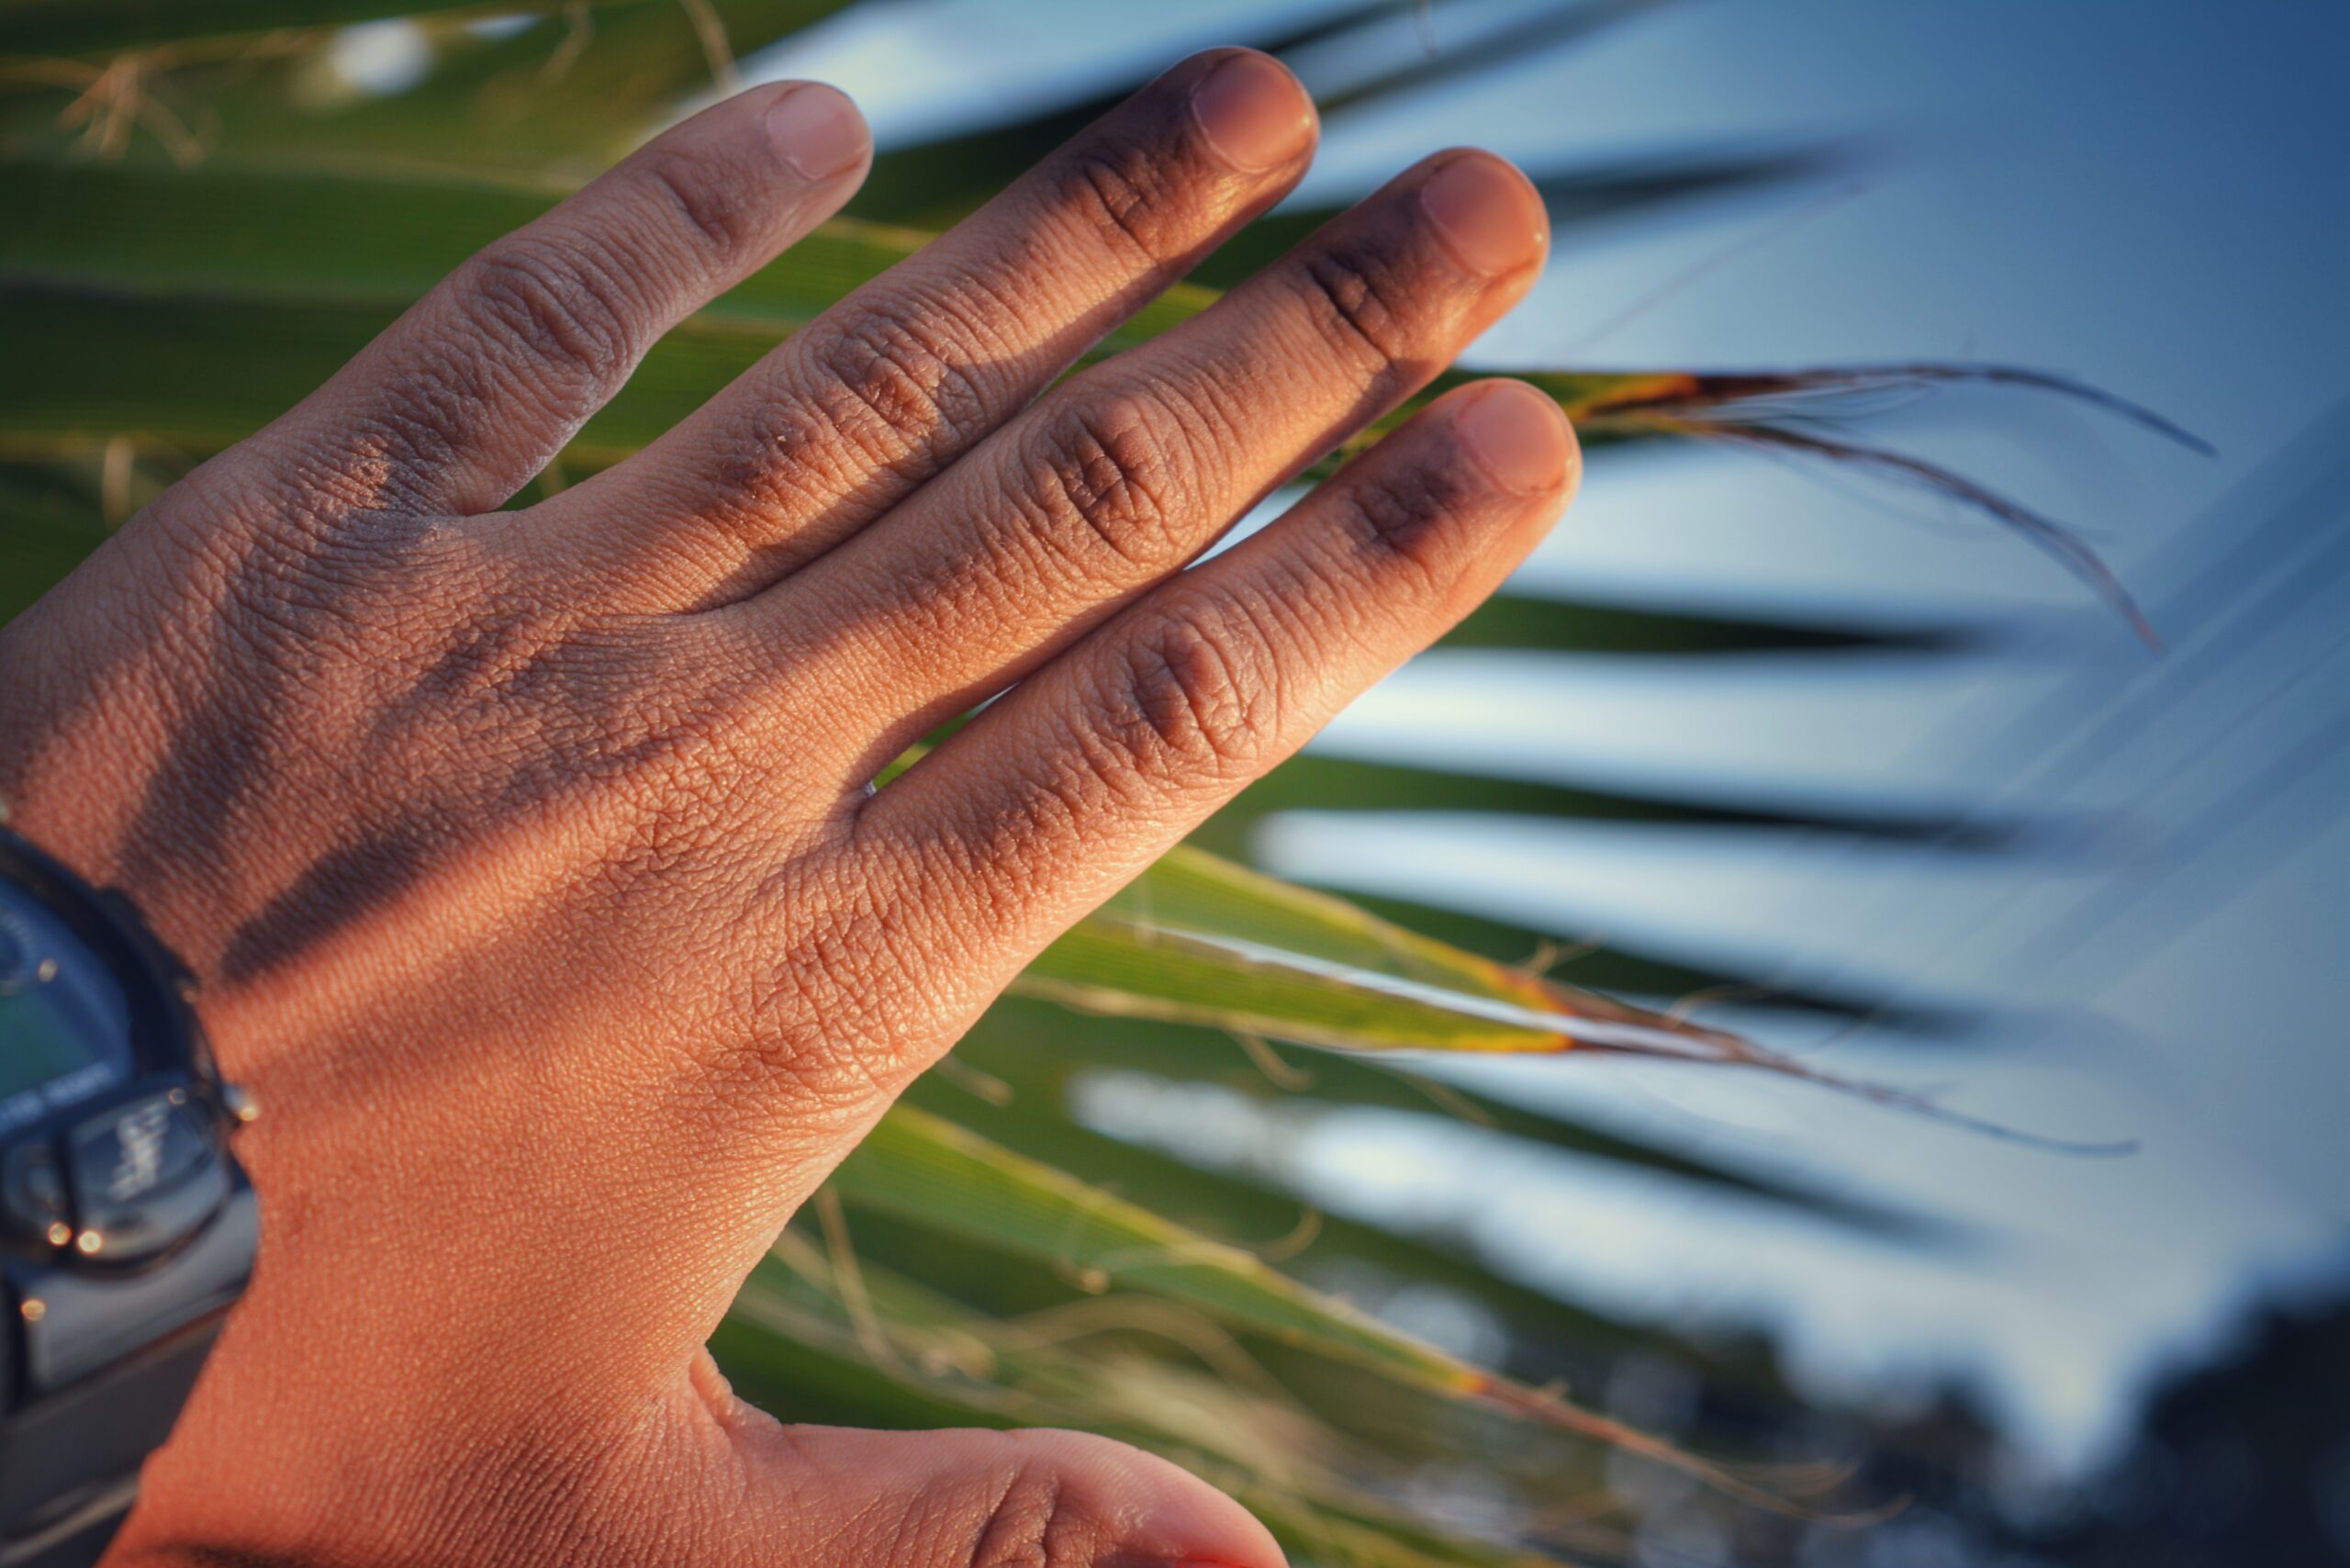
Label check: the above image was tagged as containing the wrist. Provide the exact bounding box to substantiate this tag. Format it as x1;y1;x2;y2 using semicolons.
110;1339;728;1568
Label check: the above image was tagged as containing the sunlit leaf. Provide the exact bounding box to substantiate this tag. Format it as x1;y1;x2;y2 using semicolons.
0;0;487;56
1034;846;1793;1062
723;1230;1624;1568
0;6;2171;1555
950;994;1931;1230
4;154;2191;643
719;1271;1583;1567
835;1104;1823;1513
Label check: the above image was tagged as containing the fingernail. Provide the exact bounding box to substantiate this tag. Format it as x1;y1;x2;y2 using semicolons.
765;82;868;179
1189;50;1315;173
1456;381;1574;496
1418;152;1547;277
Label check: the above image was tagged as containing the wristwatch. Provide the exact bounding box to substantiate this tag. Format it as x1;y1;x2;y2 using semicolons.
0;828;256;1568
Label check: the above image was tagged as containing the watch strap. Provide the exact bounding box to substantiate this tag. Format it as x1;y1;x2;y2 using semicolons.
0;1308;226;1567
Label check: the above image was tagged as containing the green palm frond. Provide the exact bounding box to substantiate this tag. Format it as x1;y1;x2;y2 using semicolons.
0;0;489;56
833;1106;1837;1520
0;1;2177;1558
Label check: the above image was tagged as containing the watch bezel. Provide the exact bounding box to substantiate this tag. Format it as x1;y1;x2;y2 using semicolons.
0;830;221;1135
0;814;256;1563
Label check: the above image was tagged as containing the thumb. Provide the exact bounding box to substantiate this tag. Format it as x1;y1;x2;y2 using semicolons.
730;1417;1286;1568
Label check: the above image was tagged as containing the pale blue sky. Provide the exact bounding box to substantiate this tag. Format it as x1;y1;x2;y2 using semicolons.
745;0;2350;1481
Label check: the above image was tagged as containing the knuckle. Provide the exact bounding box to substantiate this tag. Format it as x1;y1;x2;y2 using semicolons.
870;1446;1093;1568
699;393;838;526
634;144;765;260
1292;234;1425;376
345;375;470;502
803;302;995;474
956;1451;1099;1568
457;234;643;395
1056;140;1193;265
1336;459;1478;590
928;1429;1195;1568
351;229;659;504
1091;599;1281;783
1017;393;1201;572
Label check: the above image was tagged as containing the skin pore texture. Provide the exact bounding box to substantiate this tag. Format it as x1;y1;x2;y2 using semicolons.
0;50;1574;1568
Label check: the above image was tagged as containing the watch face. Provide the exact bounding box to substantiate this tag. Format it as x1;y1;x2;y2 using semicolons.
0;880;134;1130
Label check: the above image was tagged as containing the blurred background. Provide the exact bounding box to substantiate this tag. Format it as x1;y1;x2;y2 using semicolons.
6;2;2346;1564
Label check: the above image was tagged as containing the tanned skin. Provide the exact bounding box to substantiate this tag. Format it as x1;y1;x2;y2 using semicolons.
0;50;1575;1568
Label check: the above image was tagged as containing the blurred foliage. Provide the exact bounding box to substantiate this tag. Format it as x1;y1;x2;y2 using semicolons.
0;2;2185;1562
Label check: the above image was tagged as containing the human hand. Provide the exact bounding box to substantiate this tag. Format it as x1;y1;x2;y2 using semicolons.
0;49;1572;1567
